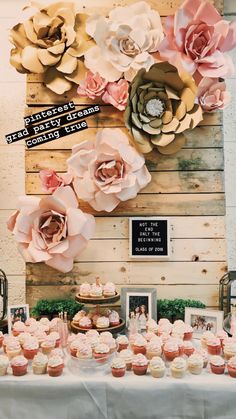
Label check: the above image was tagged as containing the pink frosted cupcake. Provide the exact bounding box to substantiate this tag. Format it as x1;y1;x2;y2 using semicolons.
12;321;26;337
23;338;39;360
132;354;148;375
227;355;236;378
183;325;193;341
79;282;91;297
146;340;162;360
103;282;116;297
207;337;221;356
163;341;179;361
133;336;147;355
79;316;92;330
116;335;129;352
183;341;195;357
94;343;110;363
119;349;133;370
111;357;126;377
210;355;225;374
109;310;120;327
47;355;64;377
11;356;28;376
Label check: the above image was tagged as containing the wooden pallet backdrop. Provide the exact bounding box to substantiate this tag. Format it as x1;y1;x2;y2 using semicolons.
25;0;227;309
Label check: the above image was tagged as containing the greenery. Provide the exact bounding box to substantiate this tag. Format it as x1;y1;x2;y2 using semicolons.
179;157;202;171
31;299;83;319
157;298;206;322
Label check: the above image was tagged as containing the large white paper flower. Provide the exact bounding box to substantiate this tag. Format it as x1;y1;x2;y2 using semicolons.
84;1;164;82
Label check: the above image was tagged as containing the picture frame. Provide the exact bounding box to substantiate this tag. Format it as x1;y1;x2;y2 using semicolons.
185;307;224;339
7;304;29;334
121;287;157;330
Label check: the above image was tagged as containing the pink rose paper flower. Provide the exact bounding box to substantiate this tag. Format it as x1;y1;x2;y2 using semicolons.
67;128;151;212
77;71;108;99
39;170;73;193
7;186;95;273
158;0;236;78
102;79;129;111
197;78;230;112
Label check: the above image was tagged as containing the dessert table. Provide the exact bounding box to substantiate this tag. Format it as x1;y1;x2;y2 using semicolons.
0;366;236;419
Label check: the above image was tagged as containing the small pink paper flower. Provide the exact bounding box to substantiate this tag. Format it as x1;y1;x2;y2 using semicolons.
197;78;230;112
67;128;151;212
77;71;108;99
39;169;73;193
158;0;236;78
102;79;129;111
7;186;95;273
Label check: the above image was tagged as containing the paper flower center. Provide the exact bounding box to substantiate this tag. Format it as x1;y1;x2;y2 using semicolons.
119;37;140;57
95;160;124;184
145;98;165;117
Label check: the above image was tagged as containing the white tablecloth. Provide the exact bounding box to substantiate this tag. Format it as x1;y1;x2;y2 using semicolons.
0;361;236;419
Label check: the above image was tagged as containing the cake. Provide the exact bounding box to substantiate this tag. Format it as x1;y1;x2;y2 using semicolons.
132;354;148;375
209;355;225;374
149;356;165;378
207;337;221;355
93;343;110;363
32;353;48;375
79;282;92;297
103;282;116;297
188;354;204;375
109;310;120;327
79;316;92;330
227;355;236;378
111;357;126;377
146;340;162;360
170;357;187;378
0;355;9;376
76;343;93;360
163;341;179;361
119;349;133;370
47;355;64;377
223;340;236;360
23;338;39;360
116;335;129;352
133;335;147;355
96;316;109;329
11;355;28;376
183;340;195;357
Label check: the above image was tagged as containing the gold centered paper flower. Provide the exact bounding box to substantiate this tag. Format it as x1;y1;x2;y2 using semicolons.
124;61;203;154
9;2;94;94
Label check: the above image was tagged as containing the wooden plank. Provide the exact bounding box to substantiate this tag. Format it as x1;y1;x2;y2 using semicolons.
26;284;220;308
25;148;224;172
26;171;224;195
22;124;223;149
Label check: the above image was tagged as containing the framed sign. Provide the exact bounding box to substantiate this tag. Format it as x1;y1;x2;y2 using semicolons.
129;217;170;259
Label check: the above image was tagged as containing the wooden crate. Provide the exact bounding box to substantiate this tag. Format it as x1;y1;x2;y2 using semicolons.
25;0;227;309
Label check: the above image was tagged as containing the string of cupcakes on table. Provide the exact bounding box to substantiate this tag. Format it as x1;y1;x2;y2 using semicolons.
71;278;125;335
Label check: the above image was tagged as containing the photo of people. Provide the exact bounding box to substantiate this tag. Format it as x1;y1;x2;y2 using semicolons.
190;314;217;334
127;295;150;331
8;304;29;333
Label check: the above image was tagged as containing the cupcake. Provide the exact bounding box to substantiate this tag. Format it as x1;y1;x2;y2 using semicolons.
50;348;65;359
216;329;228;347
111;357;126;377
116;335;129;352
49;317;60;332
11;356;28;376
183;325;193;341
149;356;165;378
76;343;93;360
145;332;156;342
3;336;16;353
26;323;39;336
39;317;50;326
129;333;142;349
18;332;32;347
79;316;92;330
146;319;158;334
223;340;236;360
201;331;214;349
25;317;37;327
90;283;103;298
188;354;204;375
23;338;39;360
86;329;99;339
37;323;50;335
47;355;64;377
170;337;184;356
79;282;92;297
163;341;179;361
41;337;56;355
109;311;120;327
210;355;225;374
103;282;116;297
87;335;100;351
132;354;148;376
94;343;110;363
0;331;3;348
100;332;113;342
49;332;61;348
170;357;187;378
33;330;47;347
6;340;21;360
0;355;9;376
70;340;83;357
119;349;133;370
207;337;221;356
194;349;208;368
227;355;236;378
12;321;26;337
107;338;117;354
72;311;87;326
32;353;48;375
133;336;147;355
183;341;195;357
158;318;172;327
146;341;162;360
158;322;172;336
96;316;109;329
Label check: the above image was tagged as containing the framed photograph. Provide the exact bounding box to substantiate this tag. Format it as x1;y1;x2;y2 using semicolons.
185;308;224;339
121;287;157;330
8;304;29;334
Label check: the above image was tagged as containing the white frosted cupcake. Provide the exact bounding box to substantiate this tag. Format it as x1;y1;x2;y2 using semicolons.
146;319;158;334
111;357;126;377
72;310;87;326
188;354;204;375
149;356;165;378
12;321;26;336
146;341;162;360
119;349;133;370
224;340;236;360
90;283;103;298
32;353;48;375
0;355;9;376
109;310;120;327
201;331;214;349
194;349;208;368
79;282;91;297
94;343;110;362
116;335;129;352
86;329;99;339
76;343;93;360
103;282;116;297
79;316;92;330
170;357;187;378
96;316;109;329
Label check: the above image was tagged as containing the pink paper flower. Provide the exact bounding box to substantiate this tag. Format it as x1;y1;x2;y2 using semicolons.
158;0;236;78
67;128;151;212
39;169;73;193
7;186;95;273
102;79;129;111
197;78;230;112
77;71;108;99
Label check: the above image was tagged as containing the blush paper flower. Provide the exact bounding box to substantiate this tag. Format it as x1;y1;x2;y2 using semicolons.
124;61;203;155
9;2;94;94
102;79;129;111
39;169;73;193
158;0;236;78
197;78;230;112
67;128;151;212
84;1;164;82
77;71;108;99
7;186;95;273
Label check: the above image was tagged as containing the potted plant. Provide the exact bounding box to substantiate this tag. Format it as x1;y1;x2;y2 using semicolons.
31;299;83;320
157;299;205;322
